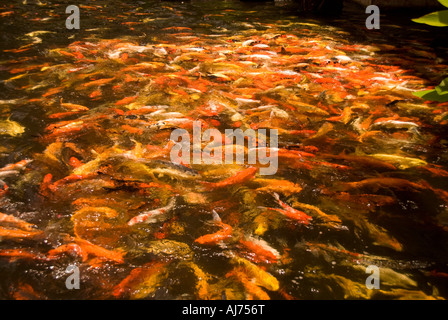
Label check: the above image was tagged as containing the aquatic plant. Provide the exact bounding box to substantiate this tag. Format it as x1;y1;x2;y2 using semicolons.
412;0;448;102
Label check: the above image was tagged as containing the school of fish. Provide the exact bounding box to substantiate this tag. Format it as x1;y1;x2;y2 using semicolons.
0;0;448;300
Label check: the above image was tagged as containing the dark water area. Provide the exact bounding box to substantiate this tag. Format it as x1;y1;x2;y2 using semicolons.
0;0;448;300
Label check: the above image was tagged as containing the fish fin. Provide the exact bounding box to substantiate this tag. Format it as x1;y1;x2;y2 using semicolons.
217;242;228;250
212;210;222;223
168;197;177;207
222;250;235;259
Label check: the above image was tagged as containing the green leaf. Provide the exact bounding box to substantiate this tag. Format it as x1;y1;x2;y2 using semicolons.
413;89;448;102
437;77;448;90
435;86;448;95
439;0;448;9
412;10;448;26
414;78;448;102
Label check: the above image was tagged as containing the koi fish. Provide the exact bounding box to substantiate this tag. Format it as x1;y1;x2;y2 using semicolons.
0;119;25;137
0;212;38;231
226;267;270;300
60;99;89;111
49;111;86;119
0;160;32;177
148;161;201;180
195;211;233;245
11;283;46;300
82;77;115;88
112;261;168;299
239;235;280;263
69;157;84;168
330;192;396;208
0;227;43;240
291;201;342;227
0;180;8;196
336;178;425;192
202;166;257;190
371;120;420;130
128;198;176;226
320;153;397;170
72;206;119;220
115;95;138;106
253;178;303;196
229;253;279;292
74;238;124;263
47;173;99;192
121;124;144;135
266;193;312;225
0;249;43;261
367;154;427;170
47;243;87;262
419;165;448;177
306;242;363;259
0;11;14;17
89;89;102;98
179;261;211;299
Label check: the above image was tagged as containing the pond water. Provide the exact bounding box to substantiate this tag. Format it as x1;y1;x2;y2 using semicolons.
0;0;448;300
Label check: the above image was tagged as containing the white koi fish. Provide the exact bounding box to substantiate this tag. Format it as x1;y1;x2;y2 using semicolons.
128;198;176;226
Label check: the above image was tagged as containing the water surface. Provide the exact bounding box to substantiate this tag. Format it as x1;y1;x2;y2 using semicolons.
0;0;448;300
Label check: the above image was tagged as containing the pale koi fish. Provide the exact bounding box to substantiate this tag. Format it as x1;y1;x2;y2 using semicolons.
128;198;176;226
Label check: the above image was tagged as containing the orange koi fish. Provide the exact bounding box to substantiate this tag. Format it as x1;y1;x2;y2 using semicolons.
0;183;8;197
266;193;312;225
74;238;124;263
162;26;193;31
89;89;102;98
47;173;98;192
320;153;397;170
226;267;270;300
0;159;32;173
306;242;363;259
49;111;85;119
195;211;232;245
69;157;84;168
60;99;89;111
331;192;396;208
0;212;37;231
419;165;448;178
202;166;257;190
115;95;138;106
82;77;115;88
0;11;14;17
337;178;425;192
125;106;161;115
239;236;280;263
0;249;43;261
42;87;64;98
39;173;53;196
12;283;45;300
0;227;43;240
47;243;87;262
112;261;167;298
121;124;143;135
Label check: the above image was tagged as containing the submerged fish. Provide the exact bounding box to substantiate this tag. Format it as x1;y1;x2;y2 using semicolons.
368;154;427;170
128;198;176;226
195;211;233;245
0;120;25;136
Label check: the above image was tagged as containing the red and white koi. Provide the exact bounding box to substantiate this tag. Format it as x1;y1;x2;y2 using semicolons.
195;211;233;245
239;235;280;263
266;193;313;225
128;198;176;226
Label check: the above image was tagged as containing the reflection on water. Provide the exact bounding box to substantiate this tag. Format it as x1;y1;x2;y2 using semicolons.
0;0;448;300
